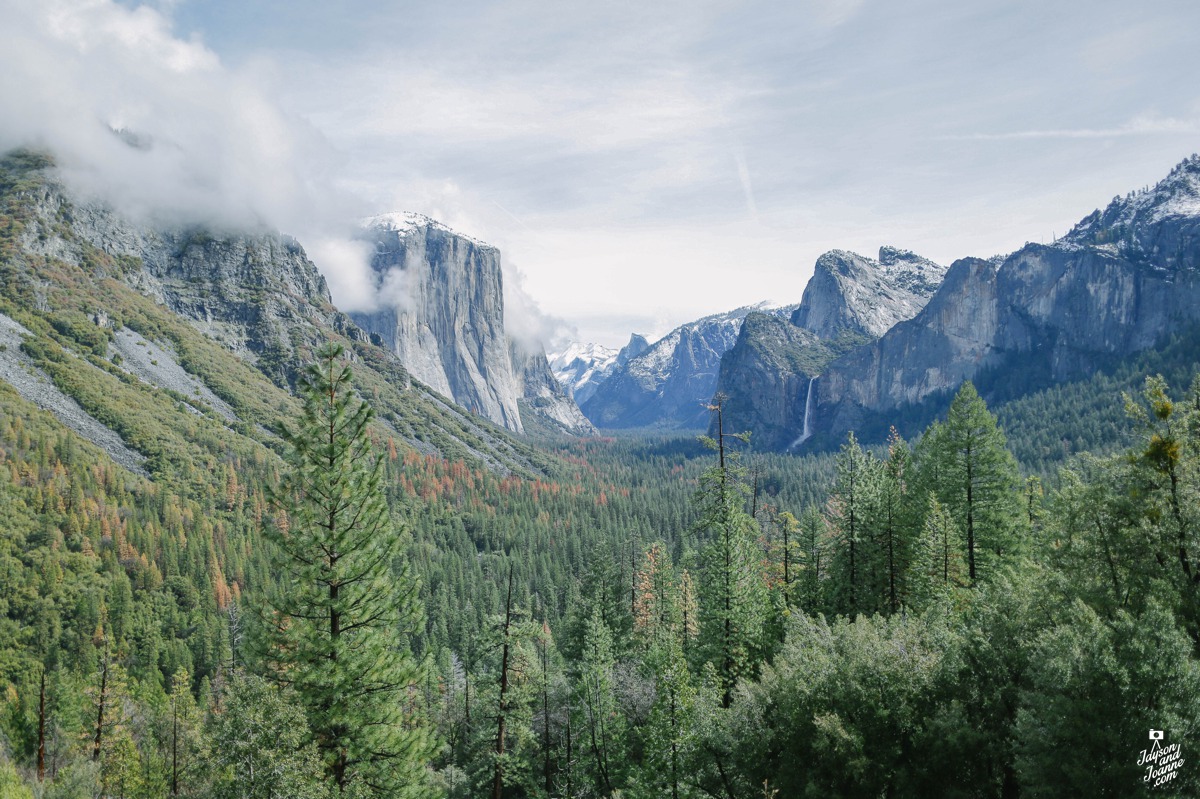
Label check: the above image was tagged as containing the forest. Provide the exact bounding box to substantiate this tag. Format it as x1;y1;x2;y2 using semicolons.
2;330;1200;797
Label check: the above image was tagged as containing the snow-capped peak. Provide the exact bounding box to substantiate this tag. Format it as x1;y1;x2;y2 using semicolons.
1067;154;1200;243
360;211;493;248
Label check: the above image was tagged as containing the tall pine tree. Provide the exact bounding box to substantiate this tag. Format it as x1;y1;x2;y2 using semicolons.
258;343;435;797
918;382;1022;584
695;397;768;707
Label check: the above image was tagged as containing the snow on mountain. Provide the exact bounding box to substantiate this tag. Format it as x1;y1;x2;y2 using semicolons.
361;211;494;249
549;342;619;400
581;303;794;429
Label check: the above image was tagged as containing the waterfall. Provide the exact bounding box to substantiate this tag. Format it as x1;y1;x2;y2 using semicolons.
790;376;817;450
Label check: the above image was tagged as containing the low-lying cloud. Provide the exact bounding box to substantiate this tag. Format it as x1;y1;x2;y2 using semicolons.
0;0;378;311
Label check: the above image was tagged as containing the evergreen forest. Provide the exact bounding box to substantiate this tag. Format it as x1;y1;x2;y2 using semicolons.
3;149;1200;794
2;325;1200;797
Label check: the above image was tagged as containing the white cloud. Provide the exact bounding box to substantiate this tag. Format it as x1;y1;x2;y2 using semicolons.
0;0;377;310
942;115;1200;142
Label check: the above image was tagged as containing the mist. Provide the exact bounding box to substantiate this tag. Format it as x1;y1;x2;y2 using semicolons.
0;0;382;312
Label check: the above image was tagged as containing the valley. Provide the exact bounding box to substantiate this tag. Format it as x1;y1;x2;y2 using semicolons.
2;144;1200;798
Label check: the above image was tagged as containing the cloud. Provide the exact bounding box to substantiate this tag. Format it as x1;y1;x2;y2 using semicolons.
306;237;379;311
940;115;1200;142
0;0;375;309
502;260;575;354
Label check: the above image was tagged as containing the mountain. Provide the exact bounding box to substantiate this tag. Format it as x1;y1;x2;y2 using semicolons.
549;333;649;405
714;247;947;449
0;151;550;475
582;304;793;430
348;212;589;436
814;154;1200;441
790;246;949;338
510;337;596;436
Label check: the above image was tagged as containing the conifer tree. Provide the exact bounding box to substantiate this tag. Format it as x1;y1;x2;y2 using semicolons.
575;607;626;796
633;542;681;653
908;494;965;610
795;505;828;614
872;429;917;614
258;342;434;797
919;382;1022;584
826;432;879;616
695;396;768;707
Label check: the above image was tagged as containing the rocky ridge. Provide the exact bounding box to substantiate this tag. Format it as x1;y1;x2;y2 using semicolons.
714;246;946;449
582;304;793;430
813;154;1200;441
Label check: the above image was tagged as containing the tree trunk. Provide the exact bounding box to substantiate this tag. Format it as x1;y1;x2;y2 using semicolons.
492;567;514;799
37;668;46;782
93;637;108;762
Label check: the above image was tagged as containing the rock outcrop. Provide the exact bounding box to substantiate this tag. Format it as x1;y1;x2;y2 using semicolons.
349;212;589;436
511;338;596;436
714;247;947;449
790;247;948;338
352;213;524;432
815;155;1200;439
582;304;793;430
711;313;827;451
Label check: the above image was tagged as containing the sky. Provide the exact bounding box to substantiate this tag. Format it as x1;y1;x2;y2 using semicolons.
3;0;1200;348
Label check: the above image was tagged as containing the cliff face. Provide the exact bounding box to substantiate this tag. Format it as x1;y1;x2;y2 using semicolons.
816;155;1200;438
510;338;596;436
0;153;547;473
582;305;792;430
351;214;524;432
711;313;826;451
15;176;369;392
715;247;945;449
349;213;589;436
790;247;948;338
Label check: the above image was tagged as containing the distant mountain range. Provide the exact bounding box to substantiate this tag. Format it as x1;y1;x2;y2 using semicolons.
578;303;796;430
7;143;1200;462
554;155;1200;454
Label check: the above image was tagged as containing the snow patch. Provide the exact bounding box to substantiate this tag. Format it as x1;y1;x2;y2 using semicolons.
361;211;494;249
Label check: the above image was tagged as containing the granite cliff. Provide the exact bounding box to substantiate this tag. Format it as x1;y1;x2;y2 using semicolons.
714;247;947;449
814;155;1200;441
350;213;590;436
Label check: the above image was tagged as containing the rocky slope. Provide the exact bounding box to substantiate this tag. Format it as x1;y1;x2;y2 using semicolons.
511;337;596;436
714;247;946;449
790;246;949;338
0;151;549;474
582;304;793;430
815;154;1200;440
350;212;588;436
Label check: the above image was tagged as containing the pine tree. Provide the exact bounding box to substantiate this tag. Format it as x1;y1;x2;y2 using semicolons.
575;607;626;796
872;429;917;614
695;397;769;708
258;342;434;797
908;494;965;610
826;432;879;616
795;505;828;614
919;382;1022;584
